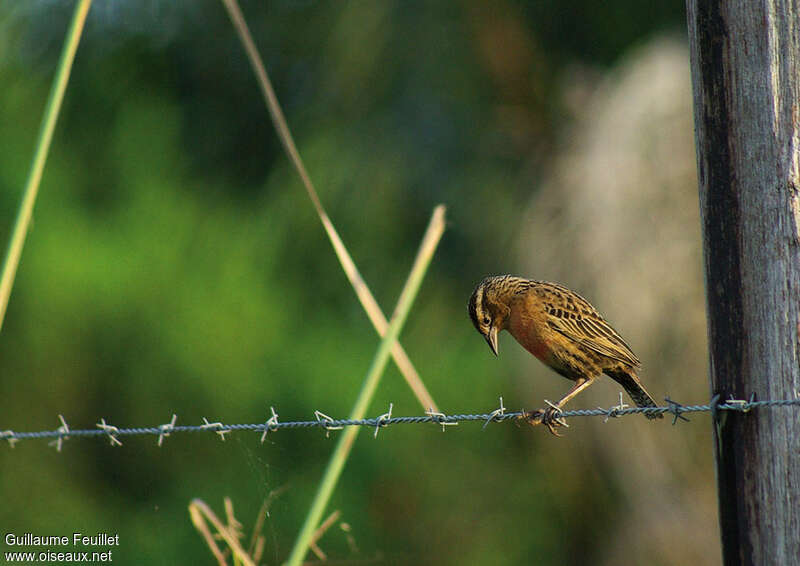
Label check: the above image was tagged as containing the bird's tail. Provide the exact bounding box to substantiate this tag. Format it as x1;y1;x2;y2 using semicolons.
606;370;663;420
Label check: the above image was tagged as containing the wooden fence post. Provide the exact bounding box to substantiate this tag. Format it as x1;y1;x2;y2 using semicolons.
685;1;800;564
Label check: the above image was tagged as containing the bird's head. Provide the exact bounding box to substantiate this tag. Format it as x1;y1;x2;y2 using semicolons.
468;276;515;356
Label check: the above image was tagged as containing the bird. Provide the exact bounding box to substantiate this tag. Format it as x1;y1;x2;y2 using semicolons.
468;275;662;434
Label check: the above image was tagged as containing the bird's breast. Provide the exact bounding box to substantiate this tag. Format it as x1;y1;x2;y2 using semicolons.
507;308;554;363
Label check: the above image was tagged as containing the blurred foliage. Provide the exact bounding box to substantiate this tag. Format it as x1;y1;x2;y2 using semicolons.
1;2;688;565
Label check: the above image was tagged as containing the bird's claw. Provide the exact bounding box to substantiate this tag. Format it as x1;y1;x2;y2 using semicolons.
518;406;569;436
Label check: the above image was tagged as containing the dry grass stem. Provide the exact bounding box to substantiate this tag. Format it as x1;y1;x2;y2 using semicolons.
308;509;342;560
220;0;438;412
188;499;256;566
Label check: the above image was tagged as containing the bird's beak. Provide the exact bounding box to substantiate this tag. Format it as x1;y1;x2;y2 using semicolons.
485;326;499;356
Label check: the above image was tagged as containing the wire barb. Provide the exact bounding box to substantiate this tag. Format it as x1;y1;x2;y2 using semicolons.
543;399;569;428
314;411;343;437
261;406;279;444
725;393;755;413
483;397;506;430
201;418;230;441
158;414;177;447
96;418;122;446
601;393;629;423
664;397;690;425
1;430;19;448
48;414;70;452
374;403;393;438
425;409;458;432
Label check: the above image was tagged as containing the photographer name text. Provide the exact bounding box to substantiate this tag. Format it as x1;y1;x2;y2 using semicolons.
3;532;118;563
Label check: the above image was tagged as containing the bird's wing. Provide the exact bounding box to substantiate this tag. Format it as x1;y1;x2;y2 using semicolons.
547;314;639;367
532;280;641;367
540;297;641;368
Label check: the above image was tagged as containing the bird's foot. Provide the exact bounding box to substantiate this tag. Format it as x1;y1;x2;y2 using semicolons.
518;404;569;437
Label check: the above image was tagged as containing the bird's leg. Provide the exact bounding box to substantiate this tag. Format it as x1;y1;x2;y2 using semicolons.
552;377;595;408
521;378;595;436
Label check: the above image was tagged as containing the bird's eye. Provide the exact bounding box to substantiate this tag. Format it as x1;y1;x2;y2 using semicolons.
483;316;490;325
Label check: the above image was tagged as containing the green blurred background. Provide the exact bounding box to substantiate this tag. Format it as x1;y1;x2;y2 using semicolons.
1;2;717;565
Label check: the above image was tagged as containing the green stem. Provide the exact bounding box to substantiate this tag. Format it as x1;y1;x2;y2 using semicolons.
284;206;446;566
0;0;92;331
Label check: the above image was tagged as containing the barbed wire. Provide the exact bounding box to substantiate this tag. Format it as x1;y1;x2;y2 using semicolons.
2;395;799;450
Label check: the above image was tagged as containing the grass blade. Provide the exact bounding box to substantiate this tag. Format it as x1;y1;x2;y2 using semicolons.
189;499;256;566
284;205;446;566
0;0;93;332
220;0;438;412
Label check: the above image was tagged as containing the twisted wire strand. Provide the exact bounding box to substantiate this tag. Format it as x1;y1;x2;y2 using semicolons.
2;397;799;445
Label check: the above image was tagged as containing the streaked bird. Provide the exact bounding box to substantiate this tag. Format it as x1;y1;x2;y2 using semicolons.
468;275;662;434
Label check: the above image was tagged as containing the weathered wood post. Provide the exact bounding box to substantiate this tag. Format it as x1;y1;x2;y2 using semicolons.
685;1;800;564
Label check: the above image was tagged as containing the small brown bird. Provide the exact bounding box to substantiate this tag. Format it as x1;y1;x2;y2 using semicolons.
468;275;662;433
